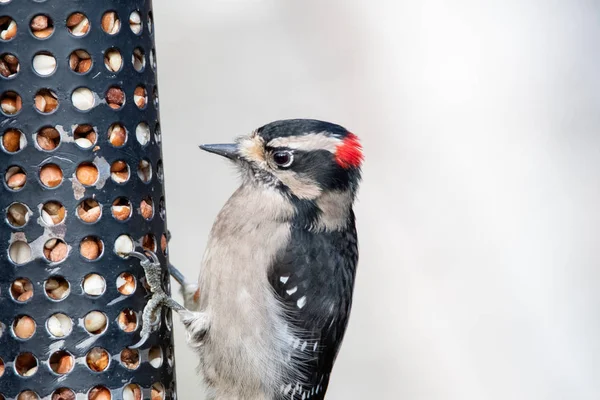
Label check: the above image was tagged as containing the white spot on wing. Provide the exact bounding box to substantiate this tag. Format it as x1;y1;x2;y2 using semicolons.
297;296;307;308
286;286;297;295
280;275;290;284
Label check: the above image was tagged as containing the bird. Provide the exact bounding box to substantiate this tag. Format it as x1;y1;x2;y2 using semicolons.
137;119;363;400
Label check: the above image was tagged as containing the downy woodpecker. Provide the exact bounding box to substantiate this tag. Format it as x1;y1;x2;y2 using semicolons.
141;119;363;400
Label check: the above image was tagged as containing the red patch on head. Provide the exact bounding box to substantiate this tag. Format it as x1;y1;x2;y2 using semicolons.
335;133;363;169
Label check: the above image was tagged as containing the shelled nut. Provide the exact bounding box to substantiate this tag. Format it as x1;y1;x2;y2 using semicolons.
13;315;35;339
120;349;139;369
7;202;30;227
72;87;95;111
30;15;53;39
106;87;124;109
83;274;106;296
40;164;63;188
76;162;99;186
123;384;142;400
114;234;134;257
110;160;129;183
33;52;56;76
129;11;142;34
36;126;61;150
112;197;131;221
136;122;150;145
142;234;156;252
1;91;22;114
140;197;153;219
45;277;70;300
84;311;107;334
49;351;73;375
15;353;37;376
137;159;152;182
11;278;33;302
52;388;75;400
104;48;122;72
6;165;26;189
44;238;68;262
69;50;92;74
117;273;136;295
132;47;145;71
0;17;17;41
67;13;90;37
134;86;147;108
108;123;126;146
0;358;4;377
78;199;101;223
151;383;164;400
148;346;163;368
101;11;120;35
18;391;39;400
47;313;72;337
0;53;19;77
42;201;66;225
86;347;109;372
9;241;32;264
80;236;102;260
118;309;137;332
88;386;111;400
34;89;58;113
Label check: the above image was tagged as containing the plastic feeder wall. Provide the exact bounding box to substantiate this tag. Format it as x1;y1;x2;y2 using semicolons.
0;1;176;400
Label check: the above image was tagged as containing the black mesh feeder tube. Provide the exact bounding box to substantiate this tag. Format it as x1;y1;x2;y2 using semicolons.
0;1;176;400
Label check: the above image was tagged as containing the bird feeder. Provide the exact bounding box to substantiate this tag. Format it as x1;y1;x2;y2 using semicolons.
0;1;176;400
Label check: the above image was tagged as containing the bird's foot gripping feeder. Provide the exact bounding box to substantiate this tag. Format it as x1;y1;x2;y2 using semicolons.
0;1;177;400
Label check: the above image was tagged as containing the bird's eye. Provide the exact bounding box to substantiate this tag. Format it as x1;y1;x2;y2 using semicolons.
273;151;293;168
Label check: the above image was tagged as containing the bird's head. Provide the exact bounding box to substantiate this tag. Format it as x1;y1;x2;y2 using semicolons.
200;119;363;227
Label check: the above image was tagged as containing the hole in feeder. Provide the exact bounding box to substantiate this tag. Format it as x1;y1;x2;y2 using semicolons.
120;349;139;370
67;12;90;37
129;11;142;34
0;16;17;41
151;383;165;400
41;200;66;226
47;313;72;338
134;86;147;109
161;233;168;255
1;128;25;153
106;86;124;110
118;309;137;332
159;197;166;220
77;198;101;223
11;277;33;302
108;122;127;146
142;234;156;252
112;197;132;221
117;272;136;295
36;126;60;151
45;276;70;301
83;273;106;296
74;124;97;148
9;240;32;264
33;51;56;76
5;165;26;190
17;391;39;400
114;234;134;257
150;48;156;70
88;386;111;400
166;345;174;366
7;202;31;227
132;47;145;72
165;308;173;331
39;163;63;188
136;122;150;145
0;53;19;78
101;11;120;35
155;123;162;143
148;346;163;368
72;87;95;111
110;160;130;183
148;11;153;34
80;236;103;260
43;238;68;263
157;160;164;181
140;196;154;219
1;90;22;115
49;350;74;375
104;48;122;72
137;159;152;183
86;347;109;372
13;315;36;339
123;384;142;400
30;14;53;39
76;162;99;186
34;89;58;114
51;388;75;400
0;357;3;377
84;311;108;335
15;352;38;376
69;49;92;73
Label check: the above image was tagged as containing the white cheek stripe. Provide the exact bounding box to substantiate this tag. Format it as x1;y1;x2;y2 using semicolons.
267;132;341;153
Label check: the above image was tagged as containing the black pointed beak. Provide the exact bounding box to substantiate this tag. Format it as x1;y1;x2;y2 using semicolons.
199;143;239;160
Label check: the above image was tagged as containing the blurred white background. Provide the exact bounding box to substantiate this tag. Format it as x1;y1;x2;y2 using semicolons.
153;0;600;399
